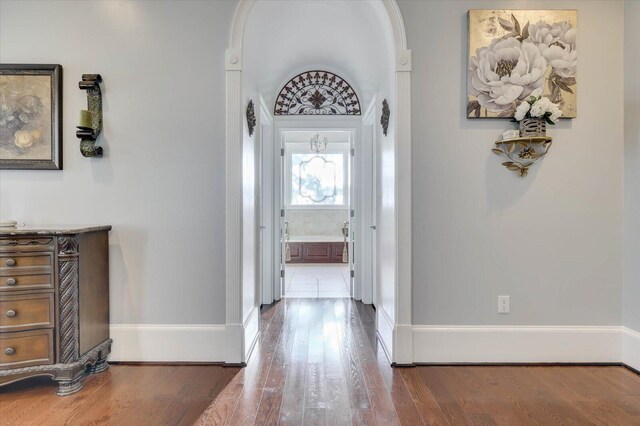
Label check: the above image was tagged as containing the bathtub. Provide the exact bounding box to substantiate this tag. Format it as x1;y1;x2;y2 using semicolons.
286;235;348;263
287;235;344;243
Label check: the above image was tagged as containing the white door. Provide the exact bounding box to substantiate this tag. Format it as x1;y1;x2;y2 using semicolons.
371;124;378;306
259;121;274;305
279;140;287;298
349;131;356;298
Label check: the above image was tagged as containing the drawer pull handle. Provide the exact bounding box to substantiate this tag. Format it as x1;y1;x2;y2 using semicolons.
4;347;15;356
6;310;16;318
5;258;16;267
6;278;16;286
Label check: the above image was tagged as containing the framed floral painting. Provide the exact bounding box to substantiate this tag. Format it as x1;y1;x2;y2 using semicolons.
0;64;62;169
467;10;577;118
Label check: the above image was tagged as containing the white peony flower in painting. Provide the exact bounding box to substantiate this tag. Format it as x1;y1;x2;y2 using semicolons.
468;10;577;118
469;37;547;112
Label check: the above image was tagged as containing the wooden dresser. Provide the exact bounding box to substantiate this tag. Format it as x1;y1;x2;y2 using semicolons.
0;226;111;396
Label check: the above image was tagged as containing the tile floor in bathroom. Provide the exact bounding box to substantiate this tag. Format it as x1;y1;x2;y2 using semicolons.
284;264;351;298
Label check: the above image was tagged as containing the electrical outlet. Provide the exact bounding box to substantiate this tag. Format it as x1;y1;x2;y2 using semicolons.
498;295;510;314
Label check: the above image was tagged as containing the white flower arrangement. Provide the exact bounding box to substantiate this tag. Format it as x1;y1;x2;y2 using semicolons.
514;89;562;124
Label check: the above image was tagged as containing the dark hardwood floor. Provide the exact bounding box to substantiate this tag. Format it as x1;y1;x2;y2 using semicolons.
198;298;640;426
0;364;240;425
2;298;640;425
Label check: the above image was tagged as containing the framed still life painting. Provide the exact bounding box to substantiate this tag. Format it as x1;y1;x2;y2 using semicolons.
467;10;577;119
0;64;62;169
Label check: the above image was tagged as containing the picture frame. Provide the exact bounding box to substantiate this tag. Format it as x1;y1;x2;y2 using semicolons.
0;64;63;169
467;10;577;119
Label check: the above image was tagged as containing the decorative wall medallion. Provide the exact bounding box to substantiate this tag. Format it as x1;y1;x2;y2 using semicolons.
274;71;361;115
381;99;390;136
246;100;256;137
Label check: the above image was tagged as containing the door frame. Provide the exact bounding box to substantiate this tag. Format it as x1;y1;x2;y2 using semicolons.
258;97;274;306
274;118;360;301
225;0;413;365
362;96;378;306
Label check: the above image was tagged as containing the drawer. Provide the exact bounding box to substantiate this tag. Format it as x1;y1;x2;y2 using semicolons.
0;329;54;370
0;253;53;276
0;274;53;292
0;237;54;253
0;293;55;332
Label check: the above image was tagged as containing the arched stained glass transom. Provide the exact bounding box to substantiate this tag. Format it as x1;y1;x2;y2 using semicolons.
274;71;361;115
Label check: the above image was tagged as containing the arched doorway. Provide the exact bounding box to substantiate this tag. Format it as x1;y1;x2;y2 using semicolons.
224;0;413;366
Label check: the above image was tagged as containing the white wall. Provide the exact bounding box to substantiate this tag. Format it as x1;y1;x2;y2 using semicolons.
286;209;348;237
401;0;625;327
3;0;634;364
0;1;236;327
242;0;391;112
624;0;640;339
623;0;640;333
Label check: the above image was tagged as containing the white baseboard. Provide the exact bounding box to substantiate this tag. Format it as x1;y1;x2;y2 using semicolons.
107;323;640;367
109;324;226;362
413;325;623;364
394;324;414;365
376;307;394;363
623;327;640;371
244;306;260;362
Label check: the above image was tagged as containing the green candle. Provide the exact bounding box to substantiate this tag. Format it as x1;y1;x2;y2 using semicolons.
79;110;94;129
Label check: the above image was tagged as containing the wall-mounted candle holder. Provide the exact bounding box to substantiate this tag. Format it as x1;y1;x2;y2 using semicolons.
76;74;103;157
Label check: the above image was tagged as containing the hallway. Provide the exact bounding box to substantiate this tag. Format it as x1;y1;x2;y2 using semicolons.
196;299;640;425
284;265;351;298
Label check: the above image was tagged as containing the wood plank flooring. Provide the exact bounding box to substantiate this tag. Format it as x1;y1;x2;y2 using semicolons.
197;299;640;426
0;364;240;425
1;298;639;425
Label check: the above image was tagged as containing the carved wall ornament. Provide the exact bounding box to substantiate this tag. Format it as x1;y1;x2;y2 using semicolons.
274;71;361;115
246;100;256;137
381;99;390;136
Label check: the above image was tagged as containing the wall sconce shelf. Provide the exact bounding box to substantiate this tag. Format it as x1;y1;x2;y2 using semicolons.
492;136;552;177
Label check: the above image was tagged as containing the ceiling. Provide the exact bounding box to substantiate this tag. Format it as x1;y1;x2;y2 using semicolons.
243;0;394;112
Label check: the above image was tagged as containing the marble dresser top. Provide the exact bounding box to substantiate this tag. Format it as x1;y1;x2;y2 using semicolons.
0;225;112;236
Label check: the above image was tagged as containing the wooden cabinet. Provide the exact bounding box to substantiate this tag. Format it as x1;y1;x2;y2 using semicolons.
0;226;111;396
286;241;347;264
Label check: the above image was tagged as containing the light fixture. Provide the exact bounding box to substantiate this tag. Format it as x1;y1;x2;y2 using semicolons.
309;132;328;154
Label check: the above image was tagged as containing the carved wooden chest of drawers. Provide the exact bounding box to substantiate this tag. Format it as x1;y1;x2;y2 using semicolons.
0;226;111;395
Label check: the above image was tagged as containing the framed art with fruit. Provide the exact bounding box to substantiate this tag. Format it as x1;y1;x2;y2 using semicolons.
0;64;62;169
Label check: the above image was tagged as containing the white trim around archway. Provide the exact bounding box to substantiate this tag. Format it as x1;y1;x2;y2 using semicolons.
224;0;413;365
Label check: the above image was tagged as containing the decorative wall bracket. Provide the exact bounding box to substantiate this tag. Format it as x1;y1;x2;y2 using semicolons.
76;74;103;157
381;99;390;136
492;136;552;177
246;100;256;137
